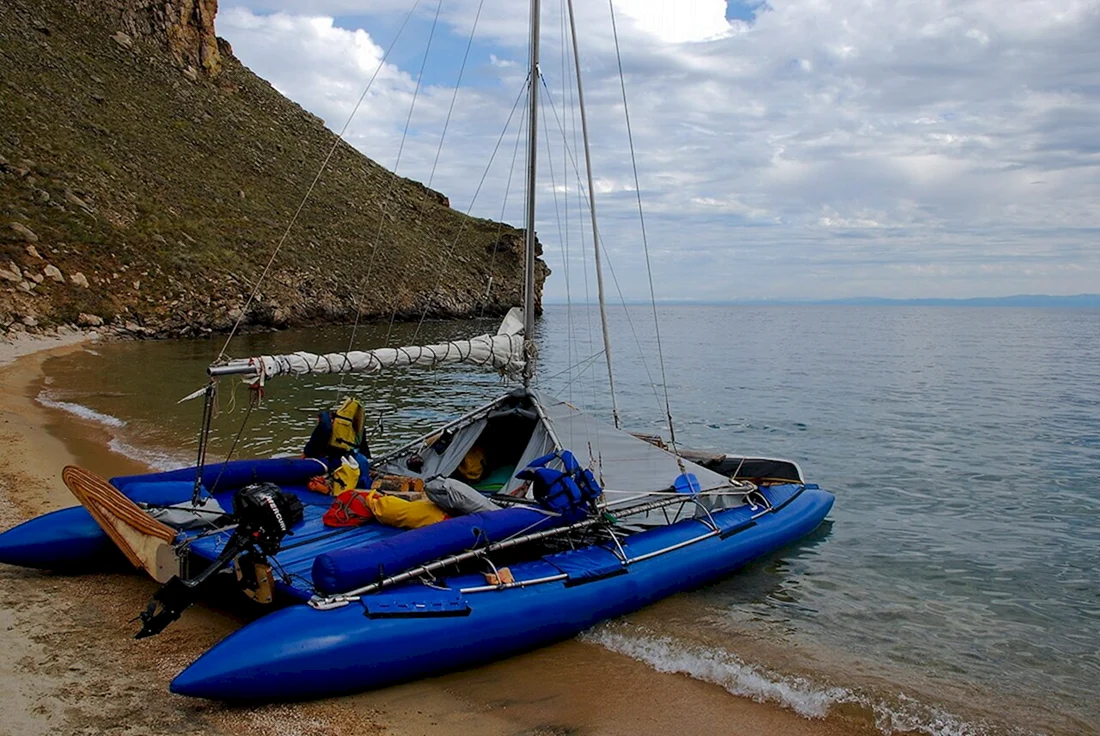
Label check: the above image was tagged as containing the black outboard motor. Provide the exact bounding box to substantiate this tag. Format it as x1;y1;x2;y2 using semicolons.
135;483;304;639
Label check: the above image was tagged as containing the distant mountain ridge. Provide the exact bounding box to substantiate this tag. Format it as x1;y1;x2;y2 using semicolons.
1;0;546;337
545;294;1100;308
737;294;1100;308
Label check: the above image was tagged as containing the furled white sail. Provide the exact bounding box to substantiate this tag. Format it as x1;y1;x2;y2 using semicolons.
209;308;525;381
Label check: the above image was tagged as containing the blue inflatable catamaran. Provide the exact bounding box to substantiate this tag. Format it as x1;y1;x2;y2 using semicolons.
0;387;832;701
0;0;834;701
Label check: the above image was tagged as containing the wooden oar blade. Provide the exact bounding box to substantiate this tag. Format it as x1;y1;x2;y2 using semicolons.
61;465;178;580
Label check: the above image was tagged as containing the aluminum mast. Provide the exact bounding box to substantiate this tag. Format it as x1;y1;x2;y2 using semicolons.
567;0;621;428
522;0;542;386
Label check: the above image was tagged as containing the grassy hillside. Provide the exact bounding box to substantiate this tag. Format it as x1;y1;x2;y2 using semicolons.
0;0;546;337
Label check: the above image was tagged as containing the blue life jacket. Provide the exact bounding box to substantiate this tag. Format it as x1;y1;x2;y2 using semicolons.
517;450;602;523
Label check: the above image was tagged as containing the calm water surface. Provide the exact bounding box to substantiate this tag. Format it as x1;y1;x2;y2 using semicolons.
41;305;1100;735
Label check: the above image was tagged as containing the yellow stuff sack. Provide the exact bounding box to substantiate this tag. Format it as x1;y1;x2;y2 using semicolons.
330;455;361;495
367;493;448;529
456;445;487;482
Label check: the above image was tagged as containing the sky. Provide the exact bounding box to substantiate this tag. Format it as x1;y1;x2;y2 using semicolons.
216;0;1099;302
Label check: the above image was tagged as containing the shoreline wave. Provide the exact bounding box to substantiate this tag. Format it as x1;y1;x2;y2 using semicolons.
36;391;127;428
36;390;192;472
584;624;1011;736
106;438;189;472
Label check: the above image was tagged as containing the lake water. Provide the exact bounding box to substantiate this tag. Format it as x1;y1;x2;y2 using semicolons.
39;305;1100;735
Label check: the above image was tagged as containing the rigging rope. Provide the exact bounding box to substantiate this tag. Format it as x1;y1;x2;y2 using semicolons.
563;0;620;430
555;351;612;394
564;34;600;431
539;76;566;341
540;348;605;384
532;55;599;420
408;0;490;340
426;0;486;192
607;0;684;468
394;75;534;336
190;381;217;504
557;0;576;405
208;386;262;494
538;76;666;419
478;91;529;321
212;0;427;484
343;0;443;376
214;0;425;364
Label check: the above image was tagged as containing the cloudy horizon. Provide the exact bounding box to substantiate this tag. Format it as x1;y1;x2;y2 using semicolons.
217;0;1099;302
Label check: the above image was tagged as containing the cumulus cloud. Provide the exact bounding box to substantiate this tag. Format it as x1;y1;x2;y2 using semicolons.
614;0;733;42
218;0;1100;300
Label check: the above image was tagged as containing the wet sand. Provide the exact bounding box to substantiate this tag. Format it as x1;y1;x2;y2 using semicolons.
0;335;880;736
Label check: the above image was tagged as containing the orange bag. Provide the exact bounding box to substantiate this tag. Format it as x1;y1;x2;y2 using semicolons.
322;490;376;527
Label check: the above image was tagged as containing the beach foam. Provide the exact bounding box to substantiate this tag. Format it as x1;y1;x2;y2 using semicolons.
106;438;187;472
585;624;1003;735
585;625;842;719
36;390;193;472
36;392;127;428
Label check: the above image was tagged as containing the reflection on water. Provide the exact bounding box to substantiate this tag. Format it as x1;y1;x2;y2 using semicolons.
39;305;1100;736
701;519;835;616
43;318;511;467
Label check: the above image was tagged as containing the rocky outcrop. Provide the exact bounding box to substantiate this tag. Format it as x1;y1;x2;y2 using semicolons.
70;0;221;75
0;0;544;338
167;0;220;75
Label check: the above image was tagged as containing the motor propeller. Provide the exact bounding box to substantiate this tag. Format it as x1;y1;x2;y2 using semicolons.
135;483;304;639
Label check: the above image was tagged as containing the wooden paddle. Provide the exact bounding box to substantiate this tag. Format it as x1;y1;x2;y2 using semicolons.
61;465;179;582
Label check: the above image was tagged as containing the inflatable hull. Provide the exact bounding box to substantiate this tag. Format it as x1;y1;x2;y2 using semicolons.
0;481;197;570
171;485;834;701
0;505;121;570
0;459;326;571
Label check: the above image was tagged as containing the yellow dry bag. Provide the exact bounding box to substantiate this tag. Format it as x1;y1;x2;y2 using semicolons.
331;455;360;495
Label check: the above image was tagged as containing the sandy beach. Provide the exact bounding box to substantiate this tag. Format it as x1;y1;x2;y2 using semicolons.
0;334;878;736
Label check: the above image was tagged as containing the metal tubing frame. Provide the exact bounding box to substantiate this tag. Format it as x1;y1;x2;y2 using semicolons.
308;492;703;607
372;388;562;468
373;391;516;466
527;390;565;450
460;573;567;594
208;361;259;378
307;489;777;608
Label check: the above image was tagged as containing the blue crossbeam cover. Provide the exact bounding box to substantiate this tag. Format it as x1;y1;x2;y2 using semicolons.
312;507;562;595
361;589;470;618
545;545;625;584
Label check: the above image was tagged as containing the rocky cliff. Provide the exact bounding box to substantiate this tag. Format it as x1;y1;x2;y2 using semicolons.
0;0;547;337
68;0;222;75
